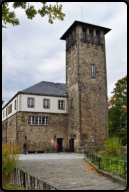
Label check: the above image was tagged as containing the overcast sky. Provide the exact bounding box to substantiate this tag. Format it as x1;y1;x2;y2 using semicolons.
2;2;127;106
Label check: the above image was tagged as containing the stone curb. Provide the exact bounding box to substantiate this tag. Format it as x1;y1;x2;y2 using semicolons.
84;157;127;187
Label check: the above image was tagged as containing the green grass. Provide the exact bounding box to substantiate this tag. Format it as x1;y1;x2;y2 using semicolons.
2;181;25;190
86;151;126;180
106;156;124;162
91;155;126;179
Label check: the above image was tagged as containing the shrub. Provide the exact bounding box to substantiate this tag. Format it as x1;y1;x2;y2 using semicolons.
104;136;122;157
2;142;22;187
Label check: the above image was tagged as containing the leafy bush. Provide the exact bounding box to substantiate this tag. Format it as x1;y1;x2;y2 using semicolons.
104;136;122;157
2;142;22;187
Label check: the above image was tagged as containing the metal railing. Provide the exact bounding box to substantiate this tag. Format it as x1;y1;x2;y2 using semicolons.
84;150;127;180
11;167;59;190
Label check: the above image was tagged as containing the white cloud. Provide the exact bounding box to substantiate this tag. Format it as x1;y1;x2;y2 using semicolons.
2;2;127;105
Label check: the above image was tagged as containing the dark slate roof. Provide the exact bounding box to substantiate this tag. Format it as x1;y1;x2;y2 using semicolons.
22;81;67;96
60;20;111;40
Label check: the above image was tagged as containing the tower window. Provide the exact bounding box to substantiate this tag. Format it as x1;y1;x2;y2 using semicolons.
89;29;93;42
82;28;86;40
91;64;95;78
96;31;99;43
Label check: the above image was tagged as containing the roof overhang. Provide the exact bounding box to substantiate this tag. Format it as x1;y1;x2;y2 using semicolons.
60;20;111;40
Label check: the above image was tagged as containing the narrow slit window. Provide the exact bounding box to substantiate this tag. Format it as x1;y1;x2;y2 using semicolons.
91;64;95;78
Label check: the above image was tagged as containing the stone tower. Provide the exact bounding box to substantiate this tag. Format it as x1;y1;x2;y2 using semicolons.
60;20;111;152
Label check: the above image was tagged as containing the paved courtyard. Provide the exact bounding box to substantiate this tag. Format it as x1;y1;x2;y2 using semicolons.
15;152;126;190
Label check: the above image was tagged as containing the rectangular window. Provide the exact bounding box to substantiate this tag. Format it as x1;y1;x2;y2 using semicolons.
6;108;7;116
3;110;5;118
91;64;95;78
96;31;99;43
43;117;48;125
36;116;41;125
58;100;65;110
14;100;16;110
43;99;50;109
29;116;35;125
28;98;34;108
89;29;93;42
82;28;86;40
8;104;12;114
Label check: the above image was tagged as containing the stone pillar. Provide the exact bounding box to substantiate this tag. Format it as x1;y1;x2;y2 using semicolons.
86;27;89;41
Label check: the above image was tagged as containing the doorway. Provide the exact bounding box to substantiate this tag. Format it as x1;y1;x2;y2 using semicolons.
57;138;62;152
69;139;74;152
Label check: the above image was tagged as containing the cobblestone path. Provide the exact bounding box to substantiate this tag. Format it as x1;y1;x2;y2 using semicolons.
15;153;126;190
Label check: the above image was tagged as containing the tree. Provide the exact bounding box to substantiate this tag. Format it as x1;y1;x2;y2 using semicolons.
108;75;127;145
2;2;65;28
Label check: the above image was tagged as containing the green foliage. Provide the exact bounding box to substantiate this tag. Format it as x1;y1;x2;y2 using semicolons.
3;183;25;190
108;75;127;145
2;142;22;187
2;2;66;28
104;136;122;157
2;2;19;28
25;5;37;20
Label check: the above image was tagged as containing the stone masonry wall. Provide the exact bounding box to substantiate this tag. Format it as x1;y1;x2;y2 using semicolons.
66;34;81;151
16;112;68;152
2;114;17;144
2;112;68;153
77;25;108;146
66;24;108;151
2;120;7;143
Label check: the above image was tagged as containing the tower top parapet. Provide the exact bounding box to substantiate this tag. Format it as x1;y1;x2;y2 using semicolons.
60;20;111;40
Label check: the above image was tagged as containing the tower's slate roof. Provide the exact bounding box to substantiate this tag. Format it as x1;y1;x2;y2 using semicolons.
22;81;67;96
60;20;111;40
